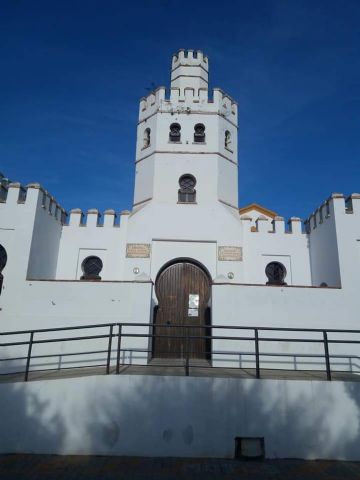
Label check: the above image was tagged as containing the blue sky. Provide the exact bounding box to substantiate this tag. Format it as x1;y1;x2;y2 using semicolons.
1;0;359;219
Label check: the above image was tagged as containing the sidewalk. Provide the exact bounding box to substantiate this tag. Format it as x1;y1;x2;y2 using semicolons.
1;454;360;480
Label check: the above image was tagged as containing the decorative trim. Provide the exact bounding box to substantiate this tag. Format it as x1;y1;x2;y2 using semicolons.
171;74;208;84
136;150;237;165
138;109;238;128
171;64;208;75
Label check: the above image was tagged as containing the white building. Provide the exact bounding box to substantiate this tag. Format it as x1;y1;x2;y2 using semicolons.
1;50;360;461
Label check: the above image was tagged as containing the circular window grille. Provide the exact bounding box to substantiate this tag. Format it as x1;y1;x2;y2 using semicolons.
179;174;196;192
169;123;181;142
170;123;181;135
0;245;7;272
194;123;205;142
81;256;103;279
265;262;287;285
194;123;205;135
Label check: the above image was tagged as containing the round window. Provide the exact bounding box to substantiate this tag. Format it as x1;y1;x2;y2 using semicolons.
265;262;286;285
179;174;196;192
81;256;103;279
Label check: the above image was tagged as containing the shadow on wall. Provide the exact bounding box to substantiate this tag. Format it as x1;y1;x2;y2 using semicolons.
0;381;66;454
81;376;360;460
1;374;360;460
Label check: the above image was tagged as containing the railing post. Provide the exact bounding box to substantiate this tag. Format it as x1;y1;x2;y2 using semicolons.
24;331;34;382
116;324;122;374
106;324;114;374
185;325;190;377
254;329;260;379
323;331;332;381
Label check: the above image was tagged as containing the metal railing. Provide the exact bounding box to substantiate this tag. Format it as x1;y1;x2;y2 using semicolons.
1;322;360;382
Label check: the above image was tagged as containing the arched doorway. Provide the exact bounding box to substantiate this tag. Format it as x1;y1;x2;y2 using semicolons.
153;259;211;360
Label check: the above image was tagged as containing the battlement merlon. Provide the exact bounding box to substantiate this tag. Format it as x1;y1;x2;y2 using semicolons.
67;208;130;228
0;182;67;224
241;215;304;235
304;193;360;232
139;86;238;124
171;49;209;93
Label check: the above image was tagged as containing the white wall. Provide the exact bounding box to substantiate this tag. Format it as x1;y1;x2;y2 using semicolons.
0;280;153;373
56;212;128;280
242;217;311;285
27;194;62;279
0;280;152;330
1;373;360;461
329;195;360;290
212;283;355;329
0;185;44;286
124;202;245;282
211;283;360;370
308;199;341;287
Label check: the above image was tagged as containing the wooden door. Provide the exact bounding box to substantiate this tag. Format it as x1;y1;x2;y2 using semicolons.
153;261;211;359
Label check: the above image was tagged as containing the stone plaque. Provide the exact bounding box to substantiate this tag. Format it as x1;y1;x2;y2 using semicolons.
218;246;243;261
126;243;151;258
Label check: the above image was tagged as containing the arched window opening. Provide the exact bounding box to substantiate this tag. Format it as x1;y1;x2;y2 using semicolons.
0;245;7;295
143;128;151;149
81;256;103;281
225;130;231;149
265;262;287;286
194;123;205;143
169;123;181;142
178;174;196;203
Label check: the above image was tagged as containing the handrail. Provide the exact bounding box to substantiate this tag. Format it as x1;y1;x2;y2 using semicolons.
1;322;360;382
2;322;360;336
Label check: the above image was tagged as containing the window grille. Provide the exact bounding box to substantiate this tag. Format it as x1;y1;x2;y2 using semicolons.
265;262;287;286
81;256;103;281
169;123;181;142
178;174;196;203
194;123;205;143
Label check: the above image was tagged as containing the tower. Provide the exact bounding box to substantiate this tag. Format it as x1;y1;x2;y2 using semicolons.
133;49;238;210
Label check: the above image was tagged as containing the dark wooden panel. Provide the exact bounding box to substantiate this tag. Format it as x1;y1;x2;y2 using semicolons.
153;262;211;359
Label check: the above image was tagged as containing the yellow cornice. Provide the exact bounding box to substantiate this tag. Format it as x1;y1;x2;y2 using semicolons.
239;203;278;219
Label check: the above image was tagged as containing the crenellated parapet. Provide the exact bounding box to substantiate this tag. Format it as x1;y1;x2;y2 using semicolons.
171;49;208;72
139;86;238;123
0;181;67;224
304;193;360;233
241;215;304;235
67;208;131;228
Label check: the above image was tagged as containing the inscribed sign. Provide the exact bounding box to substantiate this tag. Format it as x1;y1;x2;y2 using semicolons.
218;246;243;261
126;243;151;258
